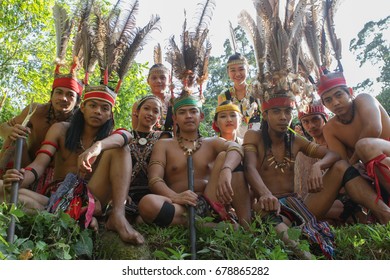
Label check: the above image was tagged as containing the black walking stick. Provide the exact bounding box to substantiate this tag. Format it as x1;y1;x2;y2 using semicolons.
186;150;196;260
6;101;36;243
6;137;24;243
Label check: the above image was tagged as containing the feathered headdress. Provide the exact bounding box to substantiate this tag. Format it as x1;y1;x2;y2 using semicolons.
148;44;170;77
52;2;84;96
297;98;329;120
302;0;346;97
166;0;215;102
229;21;238;54
239;0;311;112
80;0;161;107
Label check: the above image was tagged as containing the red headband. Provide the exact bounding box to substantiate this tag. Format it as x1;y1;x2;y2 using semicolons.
298;105;329;120
52;76;84;96
261;96;295;111
317;71;347;96
83;90;116;107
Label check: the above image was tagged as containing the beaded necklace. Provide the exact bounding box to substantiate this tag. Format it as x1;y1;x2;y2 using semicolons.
266;149;294;173
134;130;153;145
130;130;160;181
177;136;203;156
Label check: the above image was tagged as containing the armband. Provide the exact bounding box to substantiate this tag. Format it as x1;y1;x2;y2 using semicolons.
24;167;38;184
149;177;165;187
243;143;258;154
41;141;59;150
148;160;166;169
35;149;54;158
304;142;320;157
112;129;130;146
226;146;244;159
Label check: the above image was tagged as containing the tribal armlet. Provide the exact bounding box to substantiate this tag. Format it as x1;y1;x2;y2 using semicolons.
243;143;258;154
149;176;165;187
37;141;58;157
148;160;166;169
112;129;130;147
24;167;38;184
35;149;54;158
304;142;320;157
41;141;59;150
226;146;244;159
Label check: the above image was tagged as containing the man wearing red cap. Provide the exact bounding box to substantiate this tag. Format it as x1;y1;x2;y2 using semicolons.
318;70;390;211
0;72;83;191
1;83;134;237
297;102;369;225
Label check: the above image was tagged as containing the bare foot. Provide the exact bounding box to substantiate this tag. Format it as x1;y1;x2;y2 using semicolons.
105;211;145;245
89;217;99;232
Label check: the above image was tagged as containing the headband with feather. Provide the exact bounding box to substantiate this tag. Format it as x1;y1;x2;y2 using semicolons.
299;0;346;99
52;2;84;96
148;43;170;85
240;0;311;112
229;21;238;54
82;0;161;107
166;0;215;102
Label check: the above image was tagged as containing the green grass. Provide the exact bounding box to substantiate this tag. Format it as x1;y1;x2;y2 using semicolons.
2;203;390;260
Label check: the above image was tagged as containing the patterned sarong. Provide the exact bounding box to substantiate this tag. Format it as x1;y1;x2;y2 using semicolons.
278;194;335;259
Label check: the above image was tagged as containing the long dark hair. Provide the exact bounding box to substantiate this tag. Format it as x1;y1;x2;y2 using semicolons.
65;107;114;152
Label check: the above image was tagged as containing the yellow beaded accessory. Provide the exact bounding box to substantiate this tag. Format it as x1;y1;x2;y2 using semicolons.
215;103;241;114
148;160;166;169
304;141;320;158
243;143;258;154
148;177;165;187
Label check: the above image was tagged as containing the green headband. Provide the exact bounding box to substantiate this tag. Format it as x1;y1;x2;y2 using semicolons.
173;96;202;113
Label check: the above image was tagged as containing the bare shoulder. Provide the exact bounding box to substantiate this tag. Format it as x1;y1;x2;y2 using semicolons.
355;93;374;101
31;102;50;116
323;118;336;134
48;122;69;134
354;93;378;107
154;137;172;149
243;129;261;144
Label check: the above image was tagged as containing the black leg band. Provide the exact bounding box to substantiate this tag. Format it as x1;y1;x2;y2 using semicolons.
341;166;360;186
153;201;175;227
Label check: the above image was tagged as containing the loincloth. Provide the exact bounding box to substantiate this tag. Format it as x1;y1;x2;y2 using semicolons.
46;173;94;228
196;195;237;223
268;194;335;259
125;188;151;217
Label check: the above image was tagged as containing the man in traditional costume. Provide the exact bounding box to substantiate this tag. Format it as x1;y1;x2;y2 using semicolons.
138;94;251;227
2;0;162;244
0;3;83;193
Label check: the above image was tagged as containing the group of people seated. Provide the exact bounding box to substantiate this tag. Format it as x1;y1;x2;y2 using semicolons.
0;51;389;260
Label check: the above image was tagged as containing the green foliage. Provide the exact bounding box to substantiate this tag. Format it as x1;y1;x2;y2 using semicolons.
0;202;94;260
333;223;390;259
350;16;390;97
376;88;390;114
137;215;314;260
114;63;150;130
